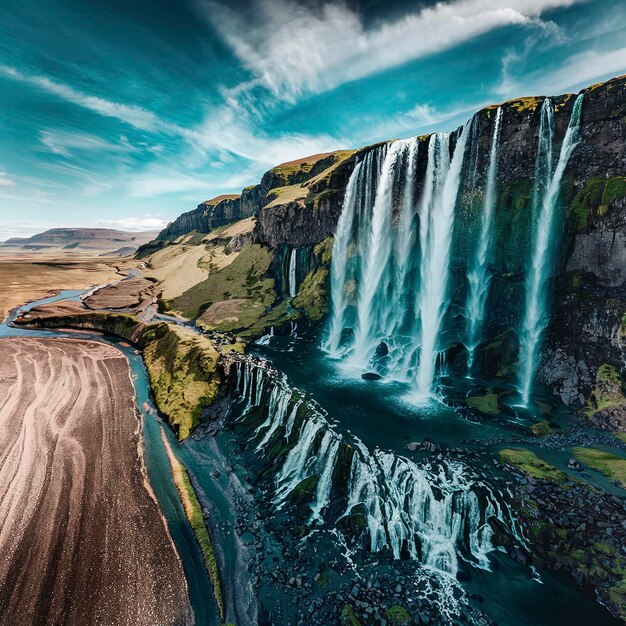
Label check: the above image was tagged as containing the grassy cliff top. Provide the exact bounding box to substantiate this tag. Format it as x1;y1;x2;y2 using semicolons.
264;149;356;209
201;193;241;206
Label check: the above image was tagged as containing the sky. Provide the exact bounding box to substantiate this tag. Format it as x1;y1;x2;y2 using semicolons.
0;0;625;239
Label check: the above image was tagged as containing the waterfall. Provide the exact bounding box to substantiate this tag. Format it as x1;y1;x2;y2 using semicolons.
322;124;470;397
288;248;297;298
518;94;584;404
465;107;503;373
323;157;366;356
231;359;521;576
349;140;407;368
414;123;471;397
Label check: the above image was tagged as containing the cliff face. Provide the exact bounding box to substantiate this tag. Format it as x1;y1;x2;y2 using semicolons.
146;75;626;410
253;76;626;410
156;194;244;240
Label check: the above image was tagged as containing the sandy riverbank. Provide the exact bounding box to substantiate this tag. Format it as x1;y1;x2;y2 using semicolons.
0;336;194;624
0;254;138;322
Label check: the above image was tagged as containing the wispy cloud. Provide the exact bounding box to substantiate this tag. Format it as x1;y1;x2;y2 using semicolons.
497;45;626;97
95;216;168;231
201;0;584;102
40;129;137;157
0;63;340;171
0;64;199;143
0;168;15;187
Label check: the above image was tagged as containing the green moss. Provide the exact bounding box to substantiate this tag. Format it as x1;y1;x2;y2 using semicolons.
143;324;220;440
467;391;499;415
238;298;299;339
385;605;411;625
341;604;362;626
290;475;318;504
179;467;224;618
584;363;626;418
570;176;626;233
293;266;329;321
508;96;541;113
573;447;626;487
608;580;626;616
499;448;568;484
530;420;555;437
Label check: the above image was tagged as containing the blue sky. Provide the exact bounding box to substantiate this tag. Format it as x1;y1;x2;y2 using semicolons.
0;0;625;239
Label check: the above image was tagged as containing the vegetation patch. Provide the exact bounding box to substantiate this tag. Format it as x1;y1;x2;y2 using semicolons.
385;605;411;625
570;176;626;233
584;363;626;419
530;419;556;437
467;391;499;415
171;243;276;323
340;604;362;626
508;96;541;113
573;447;626;487
160;428;224;620
499;448;568;484
142;324;220;439
292;238;334;321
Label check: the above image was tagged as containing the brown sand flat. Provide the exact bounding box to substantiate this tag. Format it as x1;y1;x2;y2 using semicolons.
0;337;194;625
0;255;138;322
83;276;156;310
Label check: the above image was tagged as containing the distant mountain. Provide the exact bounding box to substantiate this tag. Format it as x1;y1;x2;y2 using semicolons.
0;228;160;256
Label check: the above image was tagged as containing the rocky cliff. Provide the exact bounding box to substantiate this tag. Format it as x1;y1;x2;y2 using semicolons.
141;75;626;414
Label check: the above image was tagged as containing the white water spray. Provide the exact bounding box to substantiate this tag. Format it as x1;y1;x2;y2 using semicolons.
465;107;503;373
518;94;584;404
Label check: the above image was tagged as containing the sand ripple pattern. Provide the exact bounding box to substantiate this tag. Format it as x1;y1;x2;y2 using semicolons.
0;337;194;626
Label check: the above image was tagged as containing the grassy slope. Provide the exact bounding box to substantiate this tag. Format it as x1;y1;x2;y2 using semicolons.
142;324;220;440
171;244;276;330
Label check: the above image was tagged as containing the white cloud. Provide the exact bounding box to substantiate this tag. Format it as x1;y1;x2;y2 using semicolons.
497;45;626;97
0;64;200;144
0;170;15;187
0;63;340;170
535;46;626;93
40;129;137;157
201;0;584;102
95;217;168;231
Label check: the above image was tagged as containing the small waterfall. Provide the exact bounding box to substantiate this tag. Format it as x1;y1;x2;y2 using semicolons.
518;94;584;404
414;123;471;397
323;157;367;356
288;248;297;298
231;359;521;576
465;107;503;373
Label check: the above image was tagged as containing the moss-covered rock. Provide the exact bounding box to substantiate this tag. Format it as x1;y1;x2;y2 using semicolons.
573;447;626;487
142;324;221;439
584;364;626;434
385;605;411;625
499;448;568;484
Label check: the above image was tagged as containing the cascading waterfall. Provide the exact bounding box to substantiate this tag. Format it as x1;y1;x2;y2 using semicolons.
518;94;584;404
465;107;503;373
323;125;470;397
349;140;408;368
323;155;370;356
288;248;297;298
232;359;521;576
413;123;471;397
